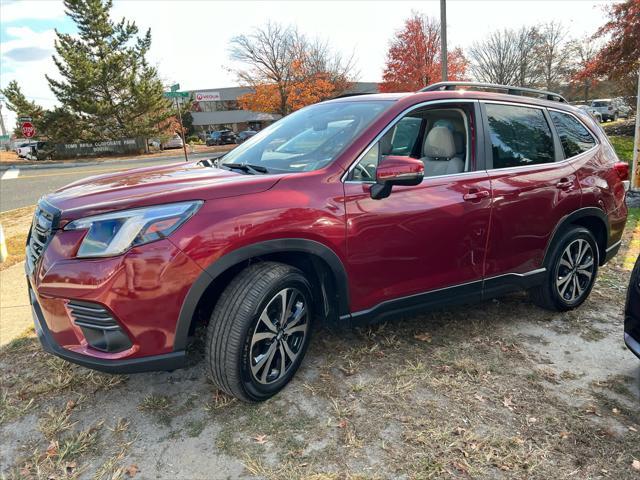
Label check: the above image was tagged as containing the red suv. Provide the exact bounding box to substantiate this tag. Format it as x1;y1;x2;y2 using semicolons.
27;82;629;401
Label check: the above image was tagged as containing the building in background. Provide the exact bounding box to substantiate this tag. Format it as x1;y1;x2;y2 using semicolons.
186;82;379;134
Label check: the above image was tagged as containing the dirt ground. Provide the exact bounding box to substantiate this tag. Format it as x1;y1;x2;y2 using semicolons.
1;212;639;479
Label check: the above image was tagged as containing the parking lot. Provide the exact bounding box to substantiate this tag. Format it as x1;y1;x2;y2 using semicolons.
1;206;638;479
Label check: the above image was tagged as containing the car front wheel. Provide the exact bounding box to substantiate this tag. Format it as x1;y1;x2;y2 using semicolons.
205;262;314;402
531;227;598;311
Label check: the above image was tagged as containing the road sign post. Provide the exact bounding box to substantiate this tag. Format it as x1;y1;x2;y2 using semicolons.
164;88;190;162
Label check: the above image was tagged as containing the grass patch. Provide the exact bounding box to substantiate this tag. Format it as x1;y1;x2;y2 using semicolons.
609;135;634;164
0;205;34;270
138;394;174;425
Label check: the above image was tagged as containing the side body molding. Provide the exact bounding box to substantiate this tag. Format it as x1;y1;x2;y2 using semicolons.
173;238;350;351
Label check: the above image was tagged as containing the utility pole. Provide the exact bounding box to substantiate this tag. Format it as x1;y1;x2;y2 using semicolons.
440;0;448;82
631;68;640;191
0;97;7;137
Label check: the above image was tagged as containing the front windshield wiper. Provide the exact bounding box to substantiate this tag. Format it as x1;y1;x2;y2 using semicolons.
222;163;269;174
198;153;226;168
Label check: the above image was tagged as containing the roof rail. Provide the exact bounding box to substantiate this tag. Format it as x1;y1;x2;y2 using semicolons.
420;82;567;103
332;92;376;99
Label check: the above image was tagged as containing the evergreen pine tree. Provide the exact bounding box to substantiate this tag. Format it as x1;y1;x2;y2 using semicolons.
47;0;169;141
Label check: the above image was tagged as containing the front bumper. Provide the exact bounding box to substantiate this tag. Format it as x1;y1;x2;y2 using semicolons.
27;226;205;373
30;286;186;373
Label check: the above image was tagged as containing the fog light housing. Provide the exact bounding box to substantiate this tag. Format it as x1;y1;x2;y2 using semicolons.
67;300;132;353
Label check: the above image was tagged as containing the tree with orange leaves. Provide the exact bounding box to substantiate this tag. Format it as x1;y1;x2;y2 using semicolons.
573;0;639;96
230;22;357;115
380;12;467;93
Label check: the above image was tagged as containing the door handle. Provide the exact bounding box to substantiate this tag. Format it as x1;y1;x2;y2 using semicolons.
463;190;490;202
556;178;574;190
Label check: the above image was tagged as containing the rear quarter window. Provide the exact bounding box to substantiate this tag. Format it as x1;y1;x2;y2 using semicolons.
549;111;596;158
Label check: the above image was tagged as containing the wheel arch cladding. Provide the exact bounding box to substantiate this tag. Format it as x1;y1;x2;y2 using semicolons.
172;239;350;351
543;207;609;267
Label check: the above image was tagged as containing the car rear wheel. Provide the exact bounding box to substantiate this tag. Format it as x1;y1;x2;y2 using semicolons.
205;262;314;402
531;227;598;311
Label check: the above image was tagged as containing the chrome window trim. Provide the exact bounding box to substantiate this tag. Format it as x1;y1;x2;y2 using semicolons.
344;169;482;185
481;100;600;172
341;98;478;183
481;99;548;110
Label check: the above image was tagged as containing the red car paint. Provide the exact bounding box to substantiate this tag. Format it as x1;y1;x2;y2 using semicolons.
27;90;627;370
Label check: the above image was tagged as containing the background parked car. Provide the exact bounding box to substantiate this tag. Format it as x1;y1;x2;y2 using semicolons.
206;130;236;146
15;142;36;158
590;98;628;121
162;134;184;150
624;255;640;359
615;98;632;118
575;104;602;123
235;130;257;144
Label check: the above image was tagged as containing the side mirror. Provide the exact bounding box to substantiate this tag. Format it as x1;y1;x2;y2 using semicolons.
370;155;424;200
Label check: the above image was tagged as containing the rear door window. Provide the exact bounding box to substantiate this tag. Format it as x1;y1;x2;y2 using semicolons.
549;111;596;158
485;103;555;169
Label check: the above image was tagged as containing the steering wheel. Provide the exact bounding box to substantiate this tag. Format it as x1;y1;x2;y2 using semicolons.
355;163;374;180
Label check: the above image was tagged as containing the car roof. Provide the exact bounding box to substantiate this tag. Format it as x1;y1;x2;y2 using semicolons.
592;98;611;102
328;89;578;112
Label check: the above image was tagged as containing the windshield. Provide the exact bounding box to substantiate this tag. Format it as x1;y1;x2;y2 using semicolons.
592;101;609;107
221;100;392;173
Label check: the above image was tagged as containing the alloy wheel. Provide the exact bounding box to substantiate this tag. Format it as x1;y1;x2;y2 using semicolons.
249;288;308;385
555;238;595;303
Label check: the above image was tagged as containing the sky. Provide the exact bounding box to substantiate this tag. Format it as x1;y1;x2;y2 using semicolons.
0;0;616;129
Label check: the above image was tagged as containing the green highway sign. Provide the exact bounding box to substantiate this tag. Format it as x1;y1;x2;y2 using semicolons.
170;83;180;92
0;135;9;142
163;91;190;99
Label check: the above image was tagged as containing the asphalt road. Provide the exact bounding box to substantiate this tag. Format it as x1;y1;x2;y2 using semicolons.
0;152;217;212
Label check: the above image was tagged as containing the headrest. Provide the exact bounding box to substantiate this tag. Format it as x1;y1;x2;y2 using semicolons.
433;120;455;132
423;126;456;159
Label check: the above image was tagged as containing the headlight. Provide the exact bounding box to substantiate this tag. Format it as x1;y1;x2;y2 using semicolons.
64;201;202;258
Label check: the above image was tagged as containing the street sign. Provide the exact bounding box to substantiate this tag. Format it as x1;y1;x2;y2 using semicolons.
170;83;180;92
21;121;35;138
18;116;32;123
163;91;190;99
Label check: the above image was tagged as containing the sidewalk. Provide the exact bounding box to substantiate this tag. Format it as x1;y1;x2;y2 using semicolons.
0;261;31;346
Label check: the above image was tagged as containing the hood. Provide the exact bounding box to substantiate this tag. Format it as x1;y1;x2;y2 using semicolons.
44;161;281;220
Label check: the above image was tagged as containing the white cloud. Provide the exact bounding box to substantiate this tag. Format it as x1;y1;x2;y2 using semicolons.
0;26;60;128
0;0;65;22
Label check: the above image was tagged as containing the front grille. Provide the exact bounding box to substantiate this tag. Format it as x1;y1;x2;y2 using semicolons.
26;200;60;272
68;300;132;352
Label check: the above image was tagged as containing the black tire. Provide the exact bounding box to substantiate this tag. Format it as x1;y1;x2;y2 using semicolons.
205;262;314;402
531;227;599;311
